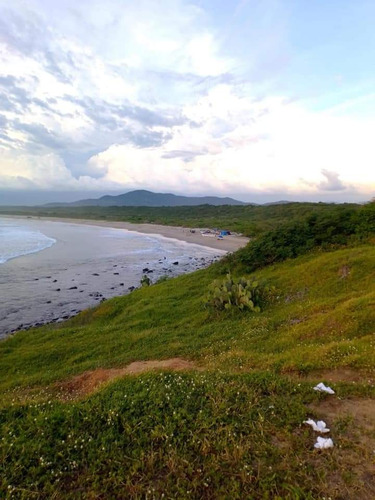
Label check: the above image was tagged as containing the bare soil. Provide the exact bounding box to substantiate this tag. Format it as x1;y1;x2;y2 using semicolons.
309;397;375;499
56;358;196;398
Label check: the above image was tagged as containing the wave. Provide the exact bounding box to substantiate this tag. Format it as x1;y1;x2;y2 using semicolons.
0;221;56;264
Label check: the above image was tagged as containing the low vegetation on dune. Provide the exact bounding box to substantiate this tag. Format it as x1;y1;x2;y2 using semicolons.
0;200;361;237
1;202;374;499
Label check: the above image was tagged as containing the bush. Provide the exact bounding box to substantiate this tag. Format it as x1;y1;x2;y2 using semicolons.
223;205;375;273
156;275;170;284
140;275;151;287
206;274;275;312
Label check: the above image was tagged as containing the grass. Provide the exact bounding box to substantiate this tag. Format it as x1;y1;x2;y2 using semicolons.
1;244;374;393
2;372;375;499
0;230;374;497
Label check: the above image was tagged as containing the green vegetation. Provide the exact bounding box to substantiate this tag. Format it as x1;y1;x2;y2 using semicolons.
224;202;375;272
1;202;375;498
206;274;274;312
0;201;361;236
140;275;151;287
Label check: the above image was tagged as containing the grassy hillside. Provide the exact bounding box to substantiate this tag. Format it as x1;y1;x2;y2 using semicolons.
1;205;374;499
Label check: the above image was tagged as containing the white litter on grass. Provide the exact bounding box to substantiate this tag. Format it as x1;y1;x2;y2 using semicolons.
313;382;335;394
304;419;330;433
314;437;334;449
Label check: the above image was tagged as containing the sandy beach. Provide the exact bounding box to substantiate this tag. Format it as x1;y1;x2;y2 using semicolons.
0;217;248;339
7;216;249;252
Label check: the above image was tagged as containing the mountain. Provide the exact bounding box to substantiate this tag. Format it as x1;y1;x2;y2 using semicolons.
263;200;292;206
44;190;247;207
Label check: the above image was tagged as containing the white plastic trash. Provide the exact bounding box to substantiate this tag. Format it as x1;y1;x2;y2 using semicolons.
304;419;330;433
313;382;335;394
314;437;334;449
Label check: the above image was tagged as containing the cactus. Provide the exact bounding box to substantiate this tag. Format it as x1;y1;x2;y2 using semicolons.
206;274;274;312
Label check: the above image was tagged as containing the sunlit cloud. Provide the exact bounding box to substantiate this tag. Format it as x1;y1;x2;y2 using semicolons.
0;0;374;203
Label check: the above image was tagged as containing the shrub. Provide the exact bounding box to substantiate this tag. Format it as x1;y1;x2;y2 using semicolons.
156;275;170;284
206;274;275;312
223;205;375;273
140;275;151;287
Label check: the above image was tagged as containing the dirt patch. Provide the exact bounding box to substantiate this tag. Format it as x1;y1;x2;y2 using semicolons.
339;264;351;279
315;368;375;384
309;397;375;500
310;397;375;433
56;358;196;399
295;368;375;384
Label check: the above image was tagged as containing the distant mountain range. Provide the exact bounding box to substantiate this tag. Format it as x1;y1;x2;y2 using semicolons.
44;190;248;207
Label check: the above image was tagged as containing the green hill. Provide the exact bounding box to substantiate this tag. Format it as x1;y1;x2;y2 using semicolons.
1;203;374;499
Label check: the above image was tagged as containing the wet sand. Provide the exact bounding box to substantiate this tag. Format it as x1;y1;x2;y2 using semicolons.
6;216;249;252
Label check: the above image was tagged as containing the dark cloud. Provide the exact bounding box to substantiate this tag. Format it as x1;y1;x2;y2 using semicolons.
13;121;68;151
0;8;75;84
0;114;8;128
318;169;347;191
0;6;202;181
63;94;187;129
162;150;205;163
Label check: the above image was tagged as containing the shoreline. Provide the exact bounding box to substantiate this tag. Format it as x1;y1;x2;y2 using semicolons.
2;215;249;253
1;217;235;339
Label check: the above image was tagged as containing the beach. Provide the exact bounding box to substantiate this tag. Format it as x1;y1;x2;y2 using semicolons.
0;217;249;338
8;216;249;252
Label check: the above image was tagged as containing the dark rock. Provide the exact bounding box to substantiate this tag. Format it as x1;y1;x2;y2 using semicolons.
113;272;119;275
128;286;135;292
46;300;52;304
55;288;61;291
92;273;99;276
142;268;149;273
34;278;39;281
172;261;179;265
119;283;124;286
69;286;78;290
53;279;57;283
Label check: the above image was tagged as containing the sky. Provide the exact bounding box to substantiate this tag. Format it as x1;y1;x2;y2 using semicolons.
0;0;374;205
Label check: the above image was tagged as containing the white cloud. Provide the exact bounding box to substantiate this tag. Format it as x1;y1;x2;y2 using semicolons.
0;0;374;202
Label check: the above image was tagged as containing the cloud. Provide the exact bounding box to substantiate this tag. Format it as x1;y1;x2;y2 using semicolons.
0;0;374;203
318;169;347;191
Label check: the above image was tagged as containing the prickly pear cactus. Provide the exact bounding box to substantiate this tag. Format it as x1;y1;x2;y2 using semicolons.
206;274;274;312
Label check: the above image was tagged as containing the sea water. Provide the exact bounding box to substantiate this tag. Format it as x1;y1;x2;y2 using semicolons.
0;219;56;264
0;218;221;338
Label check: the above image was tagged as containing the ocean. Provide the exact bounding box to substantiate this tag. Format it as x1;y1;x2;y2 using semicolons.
0;217;221;338
0;219;56;264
